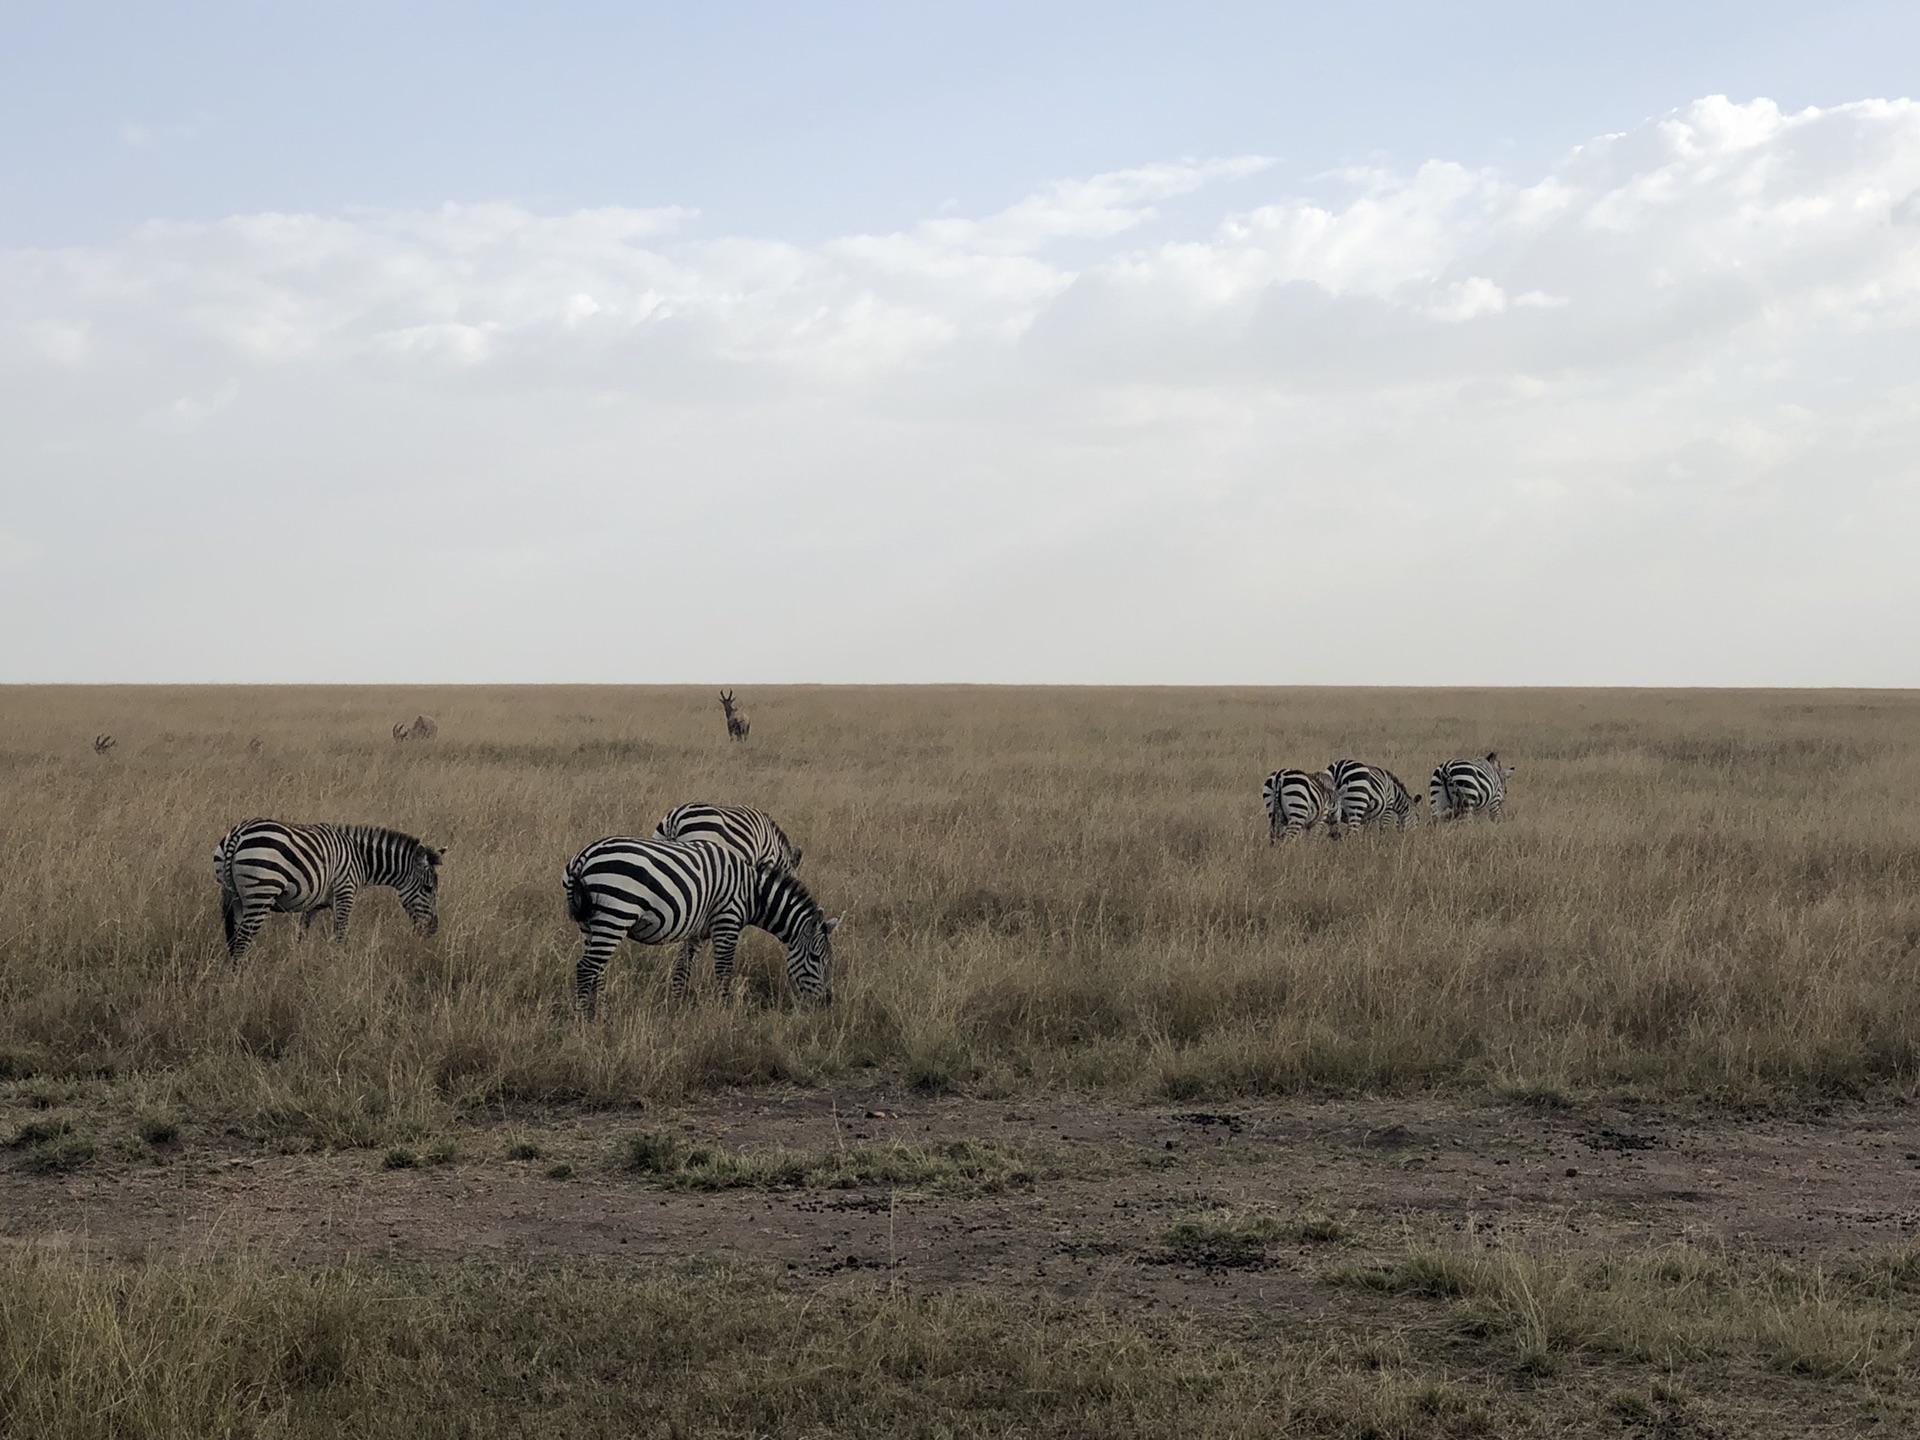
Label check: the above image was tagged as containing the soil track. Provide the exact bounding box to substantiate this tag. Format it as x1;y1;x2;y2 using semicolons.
9;1092;1918;1311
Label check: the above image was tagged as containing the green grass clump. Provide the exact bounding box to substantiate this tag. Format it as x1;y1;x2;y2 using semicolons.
1152;1210;1347;1269
622;1133;1035;1192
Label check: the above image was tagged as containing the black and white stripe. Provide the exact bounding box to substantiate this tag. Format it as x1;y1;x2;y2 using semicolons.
1430;753;1515;822
653;802;802;872
1325;759;1422;837
1261;768;1333;842
563;836;839;1013
214;818;444;961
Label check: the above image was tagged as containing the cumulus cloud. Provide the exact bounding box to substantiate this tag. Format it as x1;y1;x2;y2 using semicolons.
3;98;1919;683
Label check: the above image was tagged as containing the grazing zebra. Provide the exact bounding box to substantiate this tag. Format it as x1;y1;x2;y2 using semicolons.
1430;753;1516;822
1261;768;1334;842
719;689;749;742
92;734;116;755
563;836;839;1014
1325;759;1422;837
654;801;802;872
214;819;445;961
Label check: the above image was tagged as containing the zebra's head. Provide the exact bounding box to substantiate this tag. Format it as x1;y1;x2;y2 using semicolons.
755;864;840;1001
396;842;447;936
1488;752;1516;781
787;910;841;1002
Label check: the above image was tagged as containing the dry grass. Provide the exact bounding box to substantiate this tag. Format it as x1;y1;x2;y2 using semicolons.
6;1233;1919;1438
1336;1233;1920;1384
3;685;1919;1144
0;1242;1568;1440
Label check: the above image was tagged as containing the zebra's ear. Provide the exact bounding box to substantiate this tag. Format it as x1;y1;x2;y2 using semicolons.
791;847;804;866
822;915;842;934
1486;751;1499;763
428;845;447;865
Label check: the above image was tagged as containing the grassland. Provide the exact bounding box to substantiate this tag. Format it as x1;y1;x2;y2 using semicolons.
4;684;1920;1436
3;685;1917;1140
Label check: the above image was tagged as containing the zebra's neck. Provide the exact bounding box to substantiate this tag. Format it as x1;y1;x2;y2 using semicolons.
752;866;820;943
336;825;424;883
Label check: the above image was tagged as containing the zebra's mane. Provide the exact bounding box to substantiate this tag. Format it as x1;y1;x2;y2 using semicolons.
753;862;822;926
332;824;442;861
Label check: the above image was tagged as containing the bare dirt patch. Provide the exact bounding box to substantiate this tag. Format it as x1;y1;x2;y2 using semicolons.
8;1090;1920;1434
9;1090;1918;1302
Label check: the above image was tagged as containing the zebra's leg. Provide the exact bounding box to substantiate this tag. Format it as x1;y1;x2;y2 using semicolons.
221;889;239;950
299;902;330;937
669;939;700;1001
227;897;277;963
329;883;358;942
574;924;626;1018
709;916;744;990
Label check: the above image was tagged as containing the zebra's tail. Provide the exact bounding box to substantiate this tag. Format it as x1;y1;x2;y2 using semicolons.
563;860;594;927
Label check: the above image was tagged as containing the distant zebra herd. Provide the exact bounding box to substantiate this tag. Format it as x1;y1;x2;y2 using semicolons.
181;697;1507;1011
214;801;839;1015
1263;753;1514;842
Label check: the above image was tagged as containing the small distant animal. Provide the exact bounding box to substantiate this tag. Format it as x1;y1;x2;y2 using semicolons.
654;802;802;872
719;690;749;742
214;819;445;961
563;835;839;1015
92;734;116;755
1261;768;1334;842
1325;759;1422;837
392;715;438;741
1431;753;1516;822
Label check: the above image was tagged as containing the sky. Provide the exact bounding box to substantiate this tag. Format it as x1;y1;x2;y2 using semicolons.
4;2;1919;684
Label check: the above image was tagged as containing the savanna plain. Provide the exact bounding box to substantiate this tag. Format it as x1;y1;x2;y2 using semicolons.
4;685;1920;1438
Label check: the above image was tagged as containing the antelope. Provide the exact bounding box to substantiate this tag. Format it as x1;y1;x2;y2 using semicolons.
719;690;749;742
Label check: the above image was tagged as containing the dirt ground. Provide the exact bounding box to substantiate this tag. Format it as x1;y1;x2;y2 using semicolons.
8;1091;1917;1300
11;1090;1920;1435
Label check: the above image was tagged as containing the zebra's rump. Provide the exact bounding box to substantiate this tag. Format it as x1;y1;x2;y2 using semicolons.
217;819;337;904
1430;754;1511;819
653;802;801;872
564;836;749;942
1326;759;1420;830
1262;769;1333;838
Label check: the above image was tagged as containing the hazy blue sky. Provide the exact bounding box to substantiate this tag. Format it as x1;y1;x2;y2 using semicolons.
5;3;1920;682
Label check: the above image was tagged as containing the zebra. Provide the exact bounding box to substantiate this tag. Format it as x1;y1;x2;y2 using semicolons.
1261;768;1333;842
563;836;839;1014
214;819;445;961
654;801;802;872
1325;759;1422;837
719;689;749;742
392;715;437;741
1430;752;1515;822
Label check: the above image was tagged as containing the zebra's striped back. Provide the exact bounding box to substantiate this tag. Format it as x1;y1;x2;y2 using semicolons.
653;802;802;873
1430;753;1515;822
1326;759;1421;837
214;818;444;959
564;834;837;1012
1261;768;1333;842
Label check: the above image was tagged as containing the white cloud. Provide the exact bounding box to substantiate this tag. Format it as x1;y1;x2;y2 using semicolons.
3;98;1920;683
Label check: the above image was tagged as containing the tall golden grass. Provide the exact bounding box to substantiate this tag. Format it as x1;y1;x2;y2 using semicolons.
2;685;1917;1142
